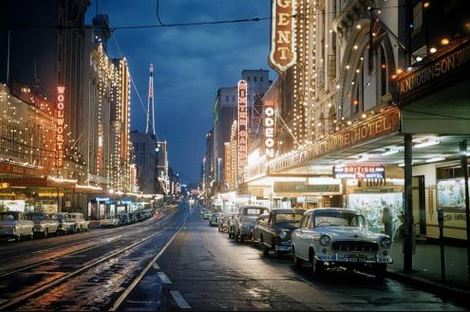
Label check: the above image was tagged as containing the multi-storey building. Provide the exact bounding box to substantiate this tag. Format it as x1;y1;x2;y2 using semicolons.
130;131;157;194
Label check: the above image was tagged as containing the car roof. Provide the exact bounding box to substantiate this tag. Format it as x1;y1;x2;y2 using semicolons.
305;207;360;215
271;208;304;214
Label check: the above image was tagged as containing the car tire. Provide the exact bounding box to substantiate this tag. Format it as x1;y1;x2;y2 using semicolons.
263;244;270;257
373;264;387;279
293;247;303;268
310;249;324;278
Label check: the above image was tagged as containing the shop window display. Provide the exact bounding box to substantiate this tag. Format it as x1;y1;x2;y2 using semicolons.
347;193;403;240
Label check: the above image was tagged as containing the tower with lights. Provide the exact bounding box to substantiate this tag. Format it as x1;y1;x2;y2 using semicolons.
145;64;156;136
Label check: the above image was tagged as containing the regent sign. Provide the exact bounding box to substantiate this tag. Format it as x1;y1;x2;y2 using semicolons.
269;0;296;74
264;101;275;158
237;80;248;177
56;86;65;168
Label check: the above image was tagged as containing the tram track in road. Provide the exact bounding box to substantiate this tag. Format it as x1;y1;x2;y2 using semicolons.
0;220;164;279
0;205;190;311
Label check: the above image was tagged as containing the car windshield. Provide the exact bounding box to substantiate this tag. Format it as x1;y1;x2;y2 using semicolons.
0;213;18;220
26;213;46;221
313;211;365;228
275;213;303;224
243;208;266;216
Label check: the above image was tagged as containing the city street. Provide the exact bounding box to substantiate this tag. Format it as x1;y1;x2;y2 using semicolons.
0;203;188;311
121;205;467;311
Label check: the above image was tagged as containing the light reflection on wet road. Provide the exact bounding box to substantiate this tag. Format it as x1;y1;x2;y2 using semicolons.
123;206;467;311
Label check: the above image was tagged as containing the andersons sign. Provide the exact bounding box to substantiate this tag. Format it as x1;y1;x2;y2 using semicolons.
269;107;400;173
398;40;470;102
269;0;296;74
237;80;248;177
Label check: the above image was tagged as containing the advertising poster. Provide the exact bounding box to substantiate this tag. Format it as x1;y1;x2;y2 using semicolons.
437;179;465;209
348;193;403;240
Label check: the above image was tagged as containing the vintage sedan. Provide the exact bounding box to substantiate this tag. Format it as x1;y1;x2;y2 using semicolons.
232;206;269;242
0;211;34;241
100;215;120;228
54;212;76;234
254;209;304;257
291;208;392;278
70;212;89;232
25;212;59;238
209;212;222;226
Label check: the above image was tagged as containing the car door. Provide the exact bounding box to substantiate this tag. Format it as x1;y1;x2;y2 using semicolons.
296;213;312;260
265;214;274;248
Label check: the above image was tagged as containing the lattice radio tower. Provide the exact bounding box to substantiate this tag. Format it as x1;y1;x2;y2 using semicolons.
145;64;156;136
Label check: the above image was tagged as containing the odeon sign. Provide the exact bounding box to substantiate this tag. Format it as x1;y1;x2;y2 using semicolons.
264;102;275;158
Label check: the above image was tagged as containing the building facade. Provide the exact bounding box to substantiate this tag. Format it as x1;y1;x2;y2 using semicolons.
131;131;157;194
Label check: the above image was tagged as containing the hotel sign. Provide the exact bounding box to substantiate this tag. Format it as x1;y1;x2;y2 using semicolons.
264;101;275;158
333;165;385;179
269;107;400;173
269;0;296;74
398;40;470;103
56;86;65;168
238;80;248;177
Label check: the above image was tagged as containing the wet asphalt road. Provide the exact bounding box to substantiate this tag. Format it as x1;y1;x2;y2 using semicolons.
0;203;188;311
123;205;467;311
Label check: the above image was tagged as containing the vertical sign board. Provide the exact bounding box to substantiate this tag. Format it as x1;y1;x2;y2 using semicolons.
237;80;248;179
56;86;65;168
269;0;296;74
264;101;275;158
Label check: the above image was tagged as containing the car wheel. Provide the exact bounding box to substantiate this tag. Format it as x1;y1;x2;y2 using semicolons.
310;249;324;278
263;244;270;257
292;247;303;268
373;264;387;279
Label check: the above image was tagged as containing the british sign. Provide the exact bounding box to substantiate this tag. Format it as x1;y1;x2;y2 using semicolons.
333;165;385;179
269;0;296;74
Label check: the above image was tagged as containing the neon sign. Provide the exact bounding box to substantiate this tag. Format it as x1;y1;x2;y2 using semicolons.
269;0;296;74
56;86;65;168
264;101;275;158
237;80;248;178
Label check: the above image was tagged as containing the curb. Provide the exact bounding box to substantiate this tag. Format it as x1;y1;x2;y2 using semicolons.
386;269;470;305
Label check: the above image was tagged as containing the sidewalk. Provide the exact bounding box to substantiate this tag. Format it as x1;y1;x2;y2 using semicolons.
387;241;470;302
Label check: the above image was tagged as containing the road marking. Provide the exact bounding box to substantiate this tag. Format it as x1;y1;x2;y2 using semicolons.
170;291;191;309
157;272;172;284
109;211;190;311
152;262;160;270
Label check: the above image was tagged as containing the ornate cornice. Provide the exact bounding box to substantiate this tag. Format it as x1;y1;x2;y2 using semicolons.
332;0;371;40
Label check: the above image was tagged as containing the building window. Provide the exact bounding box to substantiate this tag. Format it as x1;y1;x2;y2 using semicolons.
412;3;423;34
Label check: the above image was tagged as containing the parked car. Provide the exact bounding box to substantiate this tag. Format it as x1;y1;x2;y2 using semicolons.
100;215;120;228
291;208;393;278
203;210;212;220
69;212;89;232
0;211;34;241
128;212;138;223
25;212;59;238
231;206;269;242
252;213;269;243
227;215;236;238
54;212;76;234
253;209;304;257
209;212;221;226
218;214;232;232
118;213;130;225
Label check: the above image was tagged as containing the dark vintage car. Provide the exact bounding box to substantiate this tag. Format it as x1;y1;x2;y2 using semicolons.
253;209;304;257
231;206;269;242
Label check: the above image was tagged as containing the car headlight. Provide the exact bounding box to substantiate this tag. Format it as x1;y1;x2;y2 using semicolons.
380;237;392;248
279;229;290;239
319;235;330;246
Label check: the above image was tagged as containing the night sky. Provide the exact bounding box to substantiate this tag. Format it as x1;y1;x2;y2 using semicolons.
85;0;274;185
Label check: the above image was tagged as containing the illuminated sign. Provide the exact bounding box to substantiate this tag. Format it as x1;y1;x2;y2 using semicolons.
264;101;275;158
56;86;65;168
0;182;10;189
269;107;400;173
333;166;386;179
237;80;248;178
269;0;296;74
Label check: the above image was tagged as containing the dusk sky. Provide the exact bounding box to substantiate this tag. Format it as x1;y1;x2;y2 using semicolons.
85;0;274;185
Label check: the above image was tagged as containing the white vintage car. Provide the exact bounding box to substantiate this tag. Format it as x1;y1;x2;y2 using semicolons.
291;208;392;278
0;211;34;241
